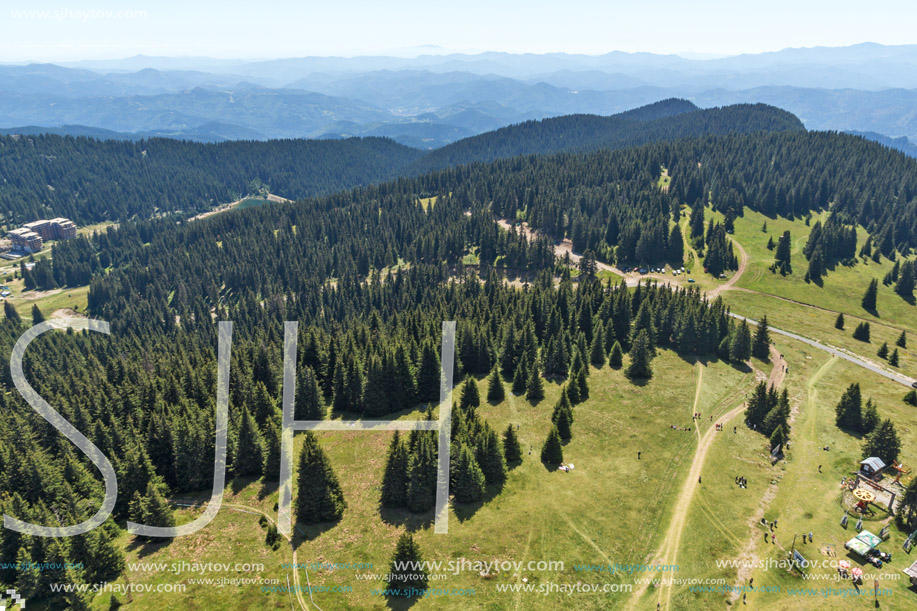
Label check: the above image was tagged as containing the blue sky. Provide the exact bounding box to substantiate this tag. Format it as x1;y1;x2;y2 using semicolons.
0;0;914;61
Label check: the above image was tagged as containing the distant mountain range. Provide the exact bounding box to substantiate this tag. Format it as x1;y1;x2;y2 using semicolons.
0;101;808;224
1;43;916;146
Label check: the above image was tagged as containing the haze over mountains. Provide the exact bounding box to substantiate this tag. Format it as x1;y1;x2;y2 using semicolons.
1;43;916;149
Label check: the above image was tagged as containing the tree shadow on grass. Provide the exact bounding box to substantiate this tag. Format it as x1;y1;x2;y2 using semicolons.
385;593;425;610
291;517;342;552
258;479;278;501
126;535;173;559
379;505;434;532
230;475;259;496
453;483;506;524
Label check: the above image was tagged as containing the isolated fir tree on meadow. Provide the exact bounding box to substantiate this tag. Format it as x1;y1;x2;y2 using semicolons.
526;362;545;403
904;390;917;407
486;366;505;403
834;312;845;330
862;419;901;465
296;431;346;523
475;425;507;488
835;383;863;432
878;342;890;360
459;375;481;410
772;230;792;275
861;278;879;311
852;322;871;342
608;340;624;368
503;425;522;464
387;532;428;594
381;431;409;508
627;329;654;380
295;365;326;420
752;316;771;360
233;407;265;477
453;445;486;503
889;348;900;367
897;331;907;348
541;426;564;465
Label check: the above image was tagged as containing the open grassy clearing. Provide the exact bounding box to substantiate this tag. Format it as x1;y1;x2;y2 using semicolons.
87;351;755;610
730;207;917;336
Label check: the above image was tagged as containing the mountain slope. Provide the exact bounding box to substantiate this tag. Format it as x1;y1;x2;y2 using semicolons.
412;101;803;172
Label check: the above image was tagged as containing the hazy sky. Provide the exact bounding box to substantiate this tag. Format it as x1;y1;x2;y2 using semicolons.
0;0;914;62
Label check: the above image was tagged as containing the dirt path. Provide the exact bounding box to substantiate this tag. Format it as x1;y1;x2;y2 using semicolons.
627;352;783;611
707;237;749;300
496;218;625;277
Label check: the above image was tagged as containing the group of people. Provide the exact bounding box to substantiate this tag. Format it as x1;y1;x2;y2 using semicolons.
735;475;748;488
715;423;724;431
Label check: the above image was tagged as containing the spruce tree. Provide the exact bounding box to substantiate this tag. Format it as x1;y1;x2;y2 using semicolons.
511;362;528;395
878;342;889;360
769;423;788;450
486;366;505;403
453;445;486;502
835;312;845;330
553;403;573;442
897;331;907;349
525;362;545;403
608;340;624;368
541;426;564;465
729;320;752;363
233;407;265;477
406;434;437;512
903;390;917;406
31;304;45;325
262;414;281;479
3;300;21;325
773;231;792;275
381;432;409;508
862;419;901;464
834;383;863;432
295;365;326;420
862;399;880;434
574;365;589;402
296;432;346;523
889;348;900;367
475;426;507;488
503;425;522;464
459;376;480;410
16;546;41;599
852;322;871;342
387;533;428;594
590;323;606;367
627;329;654;379
416;342;441;403
861;278;879;311
752;316;771;360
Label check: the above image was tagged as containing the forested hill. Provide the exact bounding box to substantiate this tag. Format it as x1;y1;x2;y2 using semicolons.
0;135;424;224
0;100;802;224
409;102;805;173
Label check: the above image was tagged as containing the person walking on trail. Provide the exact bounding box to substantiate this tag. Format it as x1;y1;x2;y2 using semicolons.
765;532;769;543
638;451;641;460
818;465;822;473
698;475;702;484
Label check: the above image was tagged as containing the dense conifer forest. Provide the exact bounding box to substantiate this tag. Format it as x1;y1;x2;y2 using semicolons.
2;107;917;605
